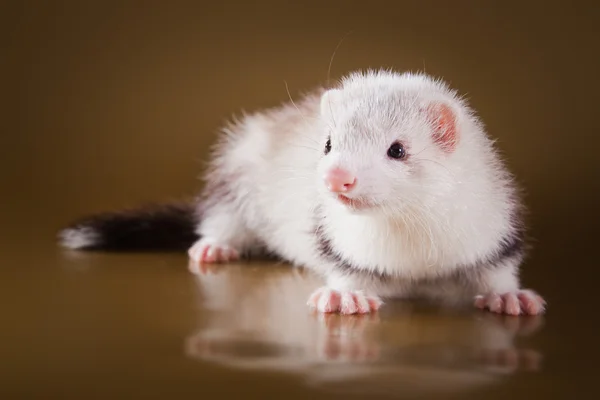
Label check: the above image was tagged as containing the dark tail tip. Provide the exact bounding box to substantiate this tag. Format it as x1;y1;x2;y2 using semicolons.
58;202;199;252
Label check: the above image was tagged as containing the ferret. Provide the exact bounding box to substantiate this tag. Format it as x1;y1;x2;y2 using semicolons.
59;69;546;316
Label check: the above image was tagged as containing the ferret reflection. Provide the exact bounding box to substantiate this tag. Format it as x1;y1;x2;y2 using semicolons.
185;262;543;396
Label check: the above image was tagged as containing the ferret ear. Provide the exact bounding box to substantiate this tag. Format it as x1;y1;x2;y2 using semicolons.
426;103;458;153
320;89;341;117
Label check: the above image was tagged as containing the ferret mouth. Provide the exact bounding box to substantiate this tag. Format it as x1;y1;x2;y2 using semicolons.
336;194;374;210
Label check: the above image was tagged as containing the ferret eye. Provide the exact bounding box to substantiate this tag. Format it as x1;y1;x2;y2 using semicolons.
324;137;332;155
387;142;406;160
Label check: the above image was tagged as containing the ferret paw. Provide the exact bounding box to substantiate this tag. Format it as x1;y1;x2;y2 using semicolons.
474;289;546;316
188;239;240;264
307;287;383;315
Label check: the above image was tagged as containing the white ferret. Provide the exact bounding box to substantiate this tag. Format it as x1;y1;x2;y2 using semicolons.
59;69;546;316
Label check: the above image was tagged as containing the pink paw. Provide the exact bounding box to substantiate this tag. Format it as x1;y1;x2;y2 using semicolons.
307;287;383;315
474;289;546;316
188;239;239;263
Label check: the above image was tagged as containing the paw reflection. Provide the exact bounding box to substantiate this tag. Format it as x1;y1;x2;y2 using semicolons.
315;313;381;362
316;310;380;330
185;332;215;359
186;265;545;395
188;259;223;275
475;348;543;372
185;331;289;362
481;313;545;337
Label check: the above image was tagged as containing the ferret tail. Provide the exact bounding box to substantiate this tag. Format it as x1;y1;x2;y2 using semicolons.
58;202;199;252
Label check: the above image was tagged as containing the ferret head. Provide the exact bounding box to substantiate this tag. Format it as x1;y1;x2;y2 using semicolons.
317;71;470;215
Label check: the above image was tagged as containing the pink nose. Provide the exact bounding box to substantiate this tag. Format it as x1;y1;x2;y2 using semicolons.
324;168;356;193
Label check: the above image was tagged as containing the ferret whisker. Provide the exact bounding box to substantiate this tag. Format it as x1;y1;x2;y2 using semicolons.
328;98;337;129
282;83;335;134
276;167;313;174
325;31;353;130
276;168;313;174
287;131;323;146
416;158;455;178
285;143;320;152
274;177;313;185
284;80;309;125
327;31;352;88
412;145;432;158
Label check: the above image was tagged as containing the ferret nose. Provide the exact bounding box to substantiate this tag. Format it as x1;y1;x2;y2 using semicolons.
324;168;357;193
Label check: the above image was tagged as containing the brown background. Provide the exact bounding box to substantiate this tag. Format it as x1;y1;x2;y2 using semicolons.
2;1;600;399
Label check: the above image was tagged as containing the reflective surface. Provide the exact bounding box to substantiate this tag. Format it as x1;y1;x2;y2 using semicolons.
2;1;600;398
186;262;544;397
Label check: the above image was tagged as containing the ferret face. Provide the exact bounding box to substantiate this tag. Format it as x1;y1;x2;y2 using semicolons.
316;75;459;215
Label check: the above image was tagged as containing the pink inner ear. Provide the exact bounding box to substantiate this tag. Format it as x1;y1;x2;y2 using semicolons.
428;103;458;152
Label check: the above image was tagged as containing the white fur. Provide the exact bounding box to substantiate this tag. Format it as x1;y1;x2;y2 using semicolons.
59;227;100;249
190;70;541;313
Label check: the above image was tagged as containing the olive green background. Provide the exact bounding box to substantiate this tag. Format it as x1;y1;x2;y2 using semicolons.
2;1;599;399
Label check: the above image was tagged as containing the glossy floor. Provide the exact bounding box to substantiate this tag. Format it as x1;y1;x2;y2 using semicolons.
1;239;597;399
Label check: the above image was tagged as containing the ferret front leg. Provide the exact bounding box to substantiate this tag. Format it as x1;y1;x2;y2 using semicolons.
307;270;384;315
471;262;546;316
188;205;255;264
